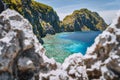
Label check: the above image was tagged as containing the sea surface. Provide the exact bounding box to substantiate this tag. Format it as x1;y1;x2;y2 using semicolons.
42;31;101;63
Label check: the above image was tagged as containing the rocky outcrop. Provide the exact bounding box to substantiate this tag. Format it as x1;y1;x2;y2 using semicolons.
41;21;55;35
0;9;43;80
0;9;59;80
84;11;120;80
40;54;88;80
61;8;107;32
2;0;60;43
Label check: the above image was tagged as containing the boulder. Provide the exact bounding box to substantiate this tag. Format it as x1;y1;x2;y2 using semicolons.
84;11;120;80
40;54;88;80
0;9;45;80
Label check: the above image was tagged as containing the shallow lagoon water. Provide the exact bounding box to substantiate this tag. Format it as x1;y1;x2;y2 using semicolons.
43;31;101;63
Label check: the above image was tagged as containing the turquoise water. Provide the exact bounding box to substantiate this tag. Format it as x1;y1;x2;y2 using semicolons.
43;31;101;63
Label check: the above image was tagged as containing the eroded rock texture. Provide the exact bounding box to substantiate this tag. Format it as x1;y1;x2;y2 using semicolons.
0;9;46;80
39;54;88;80
84;11;120;80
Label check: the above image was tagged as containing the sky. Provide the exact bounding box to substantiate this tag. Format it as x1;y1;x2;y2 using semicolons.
36;0;120;24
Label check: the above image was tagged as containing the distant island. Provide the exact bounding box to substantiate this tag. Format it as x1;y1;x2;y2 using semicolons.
61;9;107;31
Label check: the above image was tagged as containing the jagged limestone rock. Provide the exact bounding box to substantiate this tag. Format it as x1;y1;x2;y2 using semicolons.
40;54;88;80
0;9;45;80
84;11;120;80
0;9;60;80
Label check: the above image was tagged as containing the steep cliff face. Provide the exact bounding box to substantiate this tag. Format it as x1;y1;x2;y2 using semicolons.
2;0;60;43
61;9;107;32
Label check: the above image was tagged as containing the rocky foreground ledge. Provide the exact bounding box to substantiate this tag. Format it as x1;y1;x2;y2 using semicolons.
0;9;59;80
0;9;120;80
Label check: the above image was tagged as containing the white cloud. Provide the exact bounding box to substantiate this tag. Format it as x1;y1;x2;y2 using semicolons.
57;9;119;24
55;4;93;21
98;10;119;24
57;12;72;21
54;3;119;24
55;5;78;20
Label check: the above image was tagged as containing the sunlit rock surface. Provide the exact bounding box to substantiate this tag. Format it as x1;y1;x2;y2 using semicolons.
40;54;88;80
85;11;120;80
0;9;58;80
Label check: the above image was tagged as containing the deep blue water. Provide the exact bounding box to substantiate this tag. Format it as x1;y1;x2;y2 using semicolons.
43;31;101;62
58;31;101;54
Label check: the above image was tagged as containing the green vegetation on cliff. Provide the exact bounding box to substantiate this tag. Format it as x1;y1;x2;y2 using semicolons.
61;8;107;31
3;0;60;43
